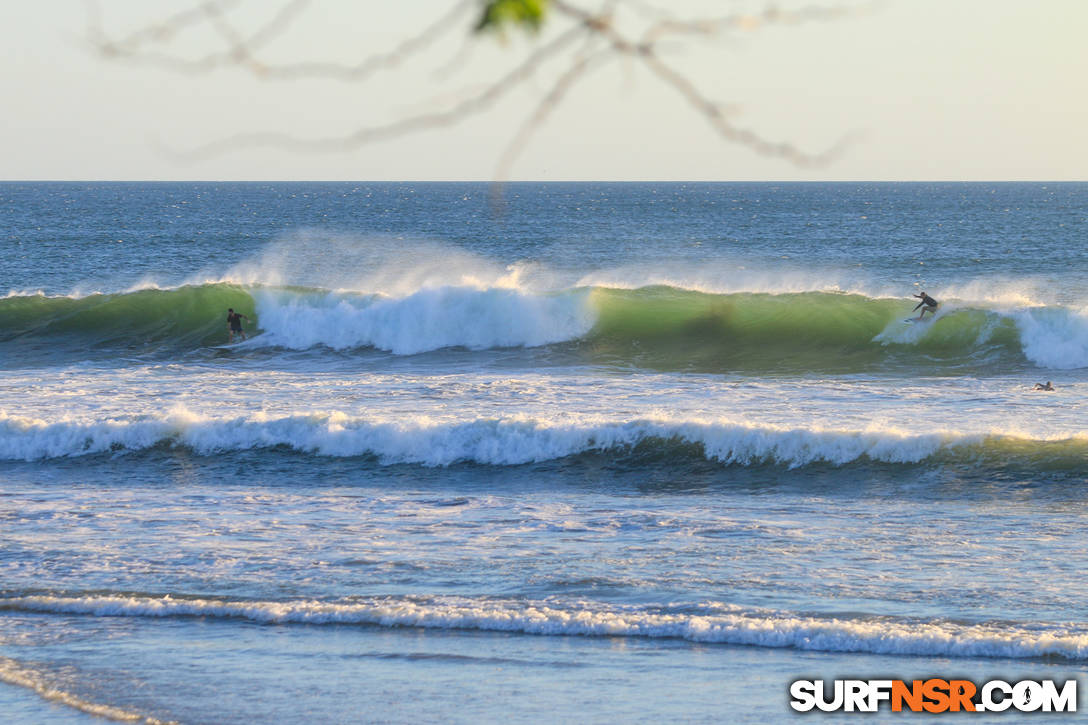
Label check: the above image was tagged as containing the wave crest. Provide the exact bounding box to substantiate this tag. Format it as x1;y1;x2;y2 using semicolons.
5;593;1088;661
1;410;1084;469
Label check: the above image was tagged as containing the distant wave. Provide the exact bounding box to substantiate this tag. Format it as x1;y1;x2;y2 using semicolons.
2;283;1086;370
5;593;1088;661
1;410;1084;470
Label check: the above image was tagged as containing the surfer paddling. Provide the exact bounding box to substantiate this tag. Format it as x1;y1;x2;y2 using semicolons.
1033;381;1055;391
912;291;939;321
226;308;249;343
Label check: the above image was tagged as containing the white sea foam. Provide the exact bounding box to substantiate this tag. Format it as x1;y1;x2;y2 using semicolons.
1013;305;1088;370
0;409;1014;465
871;301;1088;369
252;285;595;354
6;594;1088;662
3;288;47;299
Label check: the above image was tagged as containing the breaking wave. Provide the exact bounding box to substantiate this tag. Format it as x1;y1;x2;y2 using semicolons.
2;283;1087;370
0;284;252;353
5;593;1088;662
0;410;1084;470
251;284;594;354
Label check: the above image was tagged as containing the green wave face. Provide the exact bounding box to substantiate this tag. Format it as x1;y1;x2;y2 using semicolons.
0;284;256;358
0;283;1046;374
584;287;1025;374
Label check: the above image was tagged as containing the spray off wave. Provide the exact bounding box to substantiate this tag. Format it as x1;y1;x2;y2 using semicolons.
5;593;1088;662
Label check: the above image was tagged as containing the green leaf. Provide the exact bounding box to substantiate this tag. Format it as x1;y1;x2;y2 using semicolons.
474;0;550;35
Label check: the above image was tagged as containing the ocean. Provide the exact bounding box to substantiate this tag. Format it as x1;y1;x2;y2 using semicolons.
1;181;1086;722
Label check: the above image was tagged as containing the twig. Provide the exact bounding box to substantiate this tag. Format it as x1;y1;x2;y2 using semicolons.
640;52;847;167
89;0;476;82
495;46;614;181
552;0;854;165
89;0;242;54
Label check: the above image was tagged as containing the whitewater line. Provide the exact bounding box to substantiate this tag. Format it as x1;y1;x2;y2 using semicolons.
4;594;1088;662
0;655;174;724
2;409;1084;466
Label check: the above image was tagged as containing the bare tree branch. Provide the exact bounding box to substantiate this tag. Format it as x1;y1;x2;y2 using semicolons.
552;0;855;166
200;0;311;69
639;51;850;167
88;0;867;176
88;0;241;54
89;0;305;74
639;3;870;45
236;0;476;81
89;0;475;82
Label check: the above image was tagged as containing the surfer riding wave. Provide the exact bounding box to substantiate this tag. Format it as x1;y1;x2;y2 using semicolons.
227;308;249;343
912;292;939;321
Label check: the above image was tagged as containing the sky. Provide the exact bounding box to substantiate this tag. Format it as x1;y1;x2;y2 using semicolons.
1;0;1086;181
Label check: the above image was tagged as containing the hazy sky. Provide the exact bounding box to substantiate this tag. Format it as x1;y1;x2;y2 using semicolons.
2;0;1086;180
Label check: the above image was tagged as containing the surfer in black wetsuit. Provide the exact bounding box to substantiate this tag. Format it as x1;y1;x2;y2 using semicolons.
1033;381;1055;391
227;308;249;343
912;292;938;320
